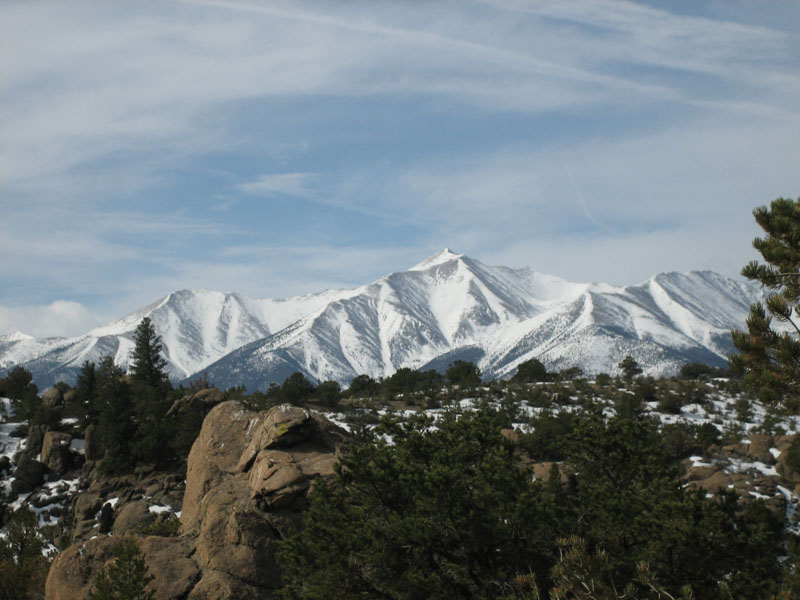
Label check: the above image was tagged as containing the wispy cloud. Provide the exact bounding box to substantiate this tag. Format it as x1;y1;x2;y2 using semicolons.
237;173;317;198
1;0;798;335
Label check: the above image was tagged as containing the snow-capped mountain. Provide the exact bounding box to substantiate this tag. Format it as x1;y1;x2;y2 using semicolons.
0;250;761;390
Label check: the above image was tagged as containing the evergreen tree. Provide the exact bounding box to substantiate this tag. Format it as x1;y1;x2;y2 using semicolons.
445;360;481;388
618;355;642;381
347;374;379;398
315;380;341;407
281;372;316;404
278;407;560;599
129;317;169;389
3;365;37;401
75;360;99;427
731;197;800;404
0;509;51;600
89;538;154;600
95;356;136;473
512;358;548;383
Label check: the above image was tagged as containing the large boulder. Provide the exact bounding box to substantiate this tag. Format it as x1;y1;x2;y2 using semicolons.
45;534;199;600
112;500;157;536
45;402;350;599
42;387;64;408
20;424;47;462
183;401;349;596
41;431;72;476
45;535;118;600
11;457;45;495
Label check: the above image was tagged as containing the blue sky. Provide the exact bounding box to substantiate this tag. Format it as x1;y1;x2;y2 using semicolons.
2;0;799;337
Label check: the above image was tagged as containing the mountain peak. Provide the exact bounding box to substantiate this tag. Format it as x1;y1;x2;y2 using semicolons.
408;248;463;271
0;330;34;342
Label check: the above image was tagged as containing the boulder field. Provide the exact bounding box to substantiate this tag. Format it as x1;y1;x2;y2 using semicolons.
45;401;349;600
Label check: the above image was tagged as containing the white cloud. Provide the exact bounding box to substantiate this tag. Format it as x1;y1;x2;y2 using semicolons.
237;173;316;198
0;301;104;338
1;0;798;336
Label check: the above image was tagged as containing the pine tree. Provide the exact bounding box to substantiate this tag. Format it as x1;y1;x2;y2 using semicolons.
75;360;98;427
0;509;51;600
95;356;136;473
618;355;642;381
89;538;154;600
731;197;800;404
129;317;168;389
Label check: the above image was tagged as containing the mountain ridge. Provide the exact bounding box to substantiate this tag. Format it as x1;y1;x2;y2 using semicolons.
0;251;761;390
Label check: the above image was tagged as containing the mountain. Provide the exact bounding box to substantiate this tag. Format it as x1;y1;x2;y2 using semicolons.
0;250;761;390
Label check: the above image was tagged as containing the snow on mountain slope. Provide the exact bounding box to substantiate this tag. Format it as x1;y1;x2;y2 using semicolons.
0;287;353;388
195;254;761;390
1;251;763;390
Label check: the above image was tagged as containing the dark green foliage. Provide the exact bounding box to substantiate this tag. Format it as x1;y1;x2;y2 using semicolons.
12;386;43;426
168;403;207;460
680;362;726;380
658;391;685;415
383;367;420;396
618;355;642;381
278;404;785;599
278;407;560;599
735;396;753;422
381;368;444;400
731;197;800;404
446;360;481;388
95;356;136;474
281;372;316;404
0;509;50;600
2;365;37;401
557;366;583;381
513;358;548;383
785;437;800;474
660;422;701;461
139;516;180;537
5;366;42;426
347;374;379;397
633;376;657;403
518;411;577;461
75;360;99;426
131;382;174;467
129;317;169;390
545;536;695;600
89;538;154;600
565;411;783;598
315;380;341;407
696;422;720;452
594;372;612;386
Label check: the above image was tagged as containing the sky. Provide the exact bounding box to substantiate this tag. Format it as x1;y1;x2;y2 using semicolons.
2;0;799;338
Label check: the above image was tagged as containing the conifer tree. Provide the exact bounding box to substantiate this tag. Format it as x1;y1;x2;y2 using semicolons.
75;360;98;427
618;355;642;381
89;538;154;600
129;317;169;389
732;197;800;404
95;356;136;473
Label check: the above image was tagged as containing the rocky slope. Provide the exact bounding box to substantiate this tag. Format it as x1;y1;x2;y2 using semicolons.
1;250;761;391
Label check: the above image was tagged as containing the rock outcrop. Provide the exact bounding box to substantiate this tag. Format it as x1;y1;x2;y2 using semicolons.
682;432;792;517
41;431;72;477
45;401;349;599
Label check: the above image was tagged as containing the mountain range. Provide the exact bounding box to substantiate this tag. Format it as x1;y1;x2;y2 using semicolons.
0;250;761;390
